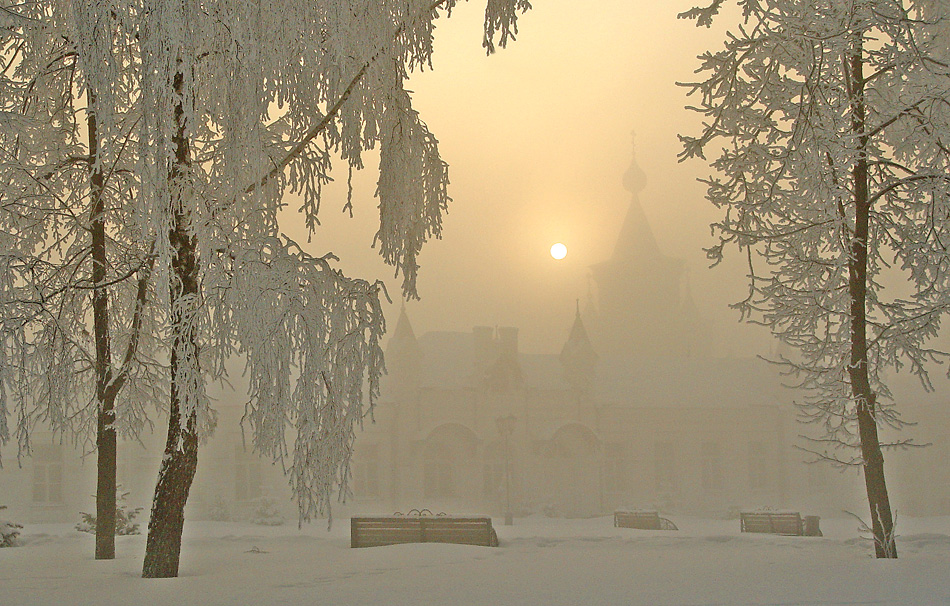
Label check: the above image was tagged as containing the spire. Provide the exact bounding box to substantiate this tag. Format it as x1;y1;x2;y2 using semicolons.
587;132;689;358
560;303;598;394
611;132;662;263
622;131;647;194
391;303;417;343
386;304;421;389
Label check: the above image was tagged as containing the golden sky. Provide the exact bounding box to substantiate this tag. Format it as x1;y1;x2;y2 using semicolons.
286;0;767;355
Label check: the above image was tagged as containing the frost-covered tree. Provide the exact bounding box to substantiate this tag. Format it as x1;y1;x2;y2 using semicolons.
0;1;161;561
1;0;531;577
132;0;529;579
0;0;527;578
679;0;950;558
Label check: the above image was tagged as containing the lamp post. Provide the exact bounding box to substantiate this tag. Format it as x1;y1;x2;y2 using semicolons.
495;414;517;526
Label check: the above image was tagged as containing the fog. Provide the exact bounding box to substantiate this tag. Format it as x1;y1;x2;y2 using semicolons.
257;0;948;534
3;1;950;600
284;0;765;355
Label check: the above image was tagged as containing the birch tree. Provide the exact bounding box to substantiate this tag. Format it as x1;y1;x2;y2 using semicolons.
1;0;531;577
0;1;161;561
0;0;531;578
679;0;950;558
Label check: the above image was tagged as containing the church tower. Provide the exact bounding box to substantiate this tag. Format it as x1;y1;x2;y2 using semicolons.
560;301;598;398
589;134;705;358
385;305;421;402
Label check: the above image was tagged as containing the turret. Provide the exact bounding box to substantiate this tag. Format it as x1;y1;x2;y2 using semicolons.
385;305;421;401
560;302;598;397
588;132;697;358
474;326;524;392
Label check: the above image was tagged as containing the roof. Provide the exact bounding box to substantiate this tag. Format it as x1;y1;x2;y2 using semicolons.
383;329;787;409
592;355;786;408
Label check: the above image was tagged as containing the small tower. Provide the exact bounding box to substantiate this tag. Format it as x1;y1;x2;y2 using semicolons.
385;305;421;402
481;327;524;392
589;132;698;358
559;301;599;397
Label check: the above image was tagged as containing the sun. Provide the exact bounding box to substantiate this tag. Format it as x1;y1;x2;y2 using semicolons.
550;242;568;260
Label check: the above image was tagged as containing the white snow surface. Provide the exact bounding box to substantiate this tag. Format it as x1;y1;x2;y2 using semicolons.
2;515;949;605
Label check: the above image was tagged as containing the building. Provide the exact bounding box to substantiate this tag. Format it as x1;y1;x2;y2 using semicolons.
345;144;869;520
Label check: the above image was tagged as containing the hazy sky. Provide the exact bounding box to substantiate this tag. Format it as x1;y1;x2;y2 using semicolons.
285;1;768;355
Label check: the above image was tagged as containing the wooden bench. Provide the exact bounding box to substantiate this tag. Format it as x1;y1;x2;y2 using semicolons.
351;514;499;548
740;511;820;536
614;510;678;531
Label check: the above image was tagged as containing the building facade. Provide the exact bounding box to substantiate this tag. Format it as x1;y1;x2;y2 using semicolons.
344;141;944;520
348;311;863;519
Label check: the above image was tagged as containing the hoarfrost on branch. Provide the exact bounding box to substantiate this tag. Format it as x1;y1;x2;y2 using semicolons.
0;0;532;526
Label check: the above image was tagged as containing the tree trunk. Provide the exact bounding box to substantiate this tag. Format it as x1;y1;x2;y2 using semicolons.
88;89;118;561
142;65;200;578
95;394;117;560
848;39;897;559
141;384;198;577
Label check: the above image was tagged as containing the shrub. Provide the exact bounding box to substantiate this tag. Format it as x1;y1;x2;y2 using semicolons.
250;498;285;526
76;490;142;535
0;505;23;547
207;494;231;522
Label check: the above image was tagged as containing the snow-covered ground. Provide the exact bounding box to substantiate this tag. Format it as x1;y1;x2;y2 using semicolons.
2;515;949;605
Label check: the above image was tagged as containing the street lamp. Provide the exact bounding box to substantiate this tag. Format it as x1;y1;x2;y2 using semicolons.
495;414;517;526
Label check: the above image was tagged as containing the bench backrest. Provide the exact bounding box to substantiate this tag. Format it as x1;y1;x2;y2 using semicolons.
614;510;661;530
740;512;803;536
351;516;496;548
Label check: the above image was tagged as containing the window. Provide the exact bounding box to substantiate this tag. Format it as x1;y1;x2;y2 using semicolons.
32;444;64;505
655;441;677;493
749;441;768;489
235;445;263;502
701;441;722;491
354;444;380;499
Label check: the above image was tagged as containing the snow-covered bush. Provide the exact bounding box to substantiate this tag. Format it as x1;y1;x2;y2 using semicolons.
76;491;142;536
207;494;231;522
0;506;23;547
250;498;286;527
